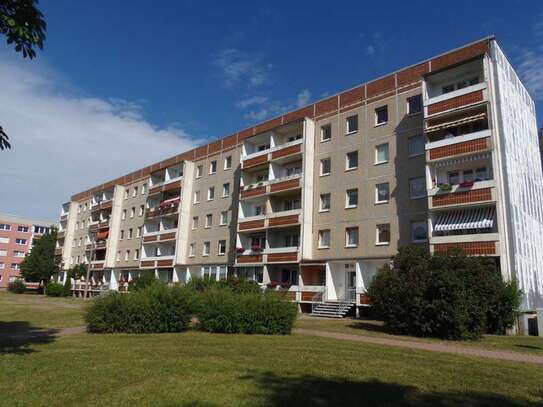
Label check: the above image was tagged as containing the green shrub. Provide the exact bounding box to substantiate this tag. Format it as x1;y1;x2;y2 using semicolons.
185;276;219;293
368;246;522;340
198;289;297;334
128;271;159;291
45;282;69;297
223;277;261;295
7;279;26;294
85;284;194;333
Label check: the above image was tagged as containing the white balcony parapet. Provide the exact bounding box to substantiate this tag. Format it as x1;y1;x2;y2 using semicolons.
242;180;270;191
141;254;175;261
267;208;302;218
424;82;487;107
426;129;491;151
238;214;267;222
143;228;178;237
150;176;183;189
428;179;495;197
269;138;303;153
268;172;302;185
265;246;299;254
241;148;269;161
430;232;499;245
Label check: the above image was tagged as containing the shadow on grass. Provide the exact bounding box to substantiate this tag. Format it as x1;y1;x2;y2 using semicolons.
0;321;59;355
515;344;543;351
241;372;541;406
346;320;389;334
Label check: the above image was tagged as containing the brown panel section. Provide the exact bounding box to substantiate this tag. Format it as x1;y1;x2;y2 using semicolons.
140;260;155;268
223;134;238;149
238;219;266;230
148;186;162;195
367;75;395;98
427;90;484;115
283;106;314;124
91;263;104;270
237;254;262;263
144;235;158;242
434;241;496;255
157;259;174;267
432;188;492;207
301;265;324;286
339;85;365;108
268;215;299;227
255;117;282;135
315;96;338;116
270;178;300;193
431;40;489;72
271;143;301;160
195;145;208;159
397;62;429;86
429;137;489;160
159;232;176;241
238;127;255;141
163;182;181;192
208;141;221;155
360;293;371;305
267;252;298;262
240;186;267;199
301;291;319;301
243;154;268;169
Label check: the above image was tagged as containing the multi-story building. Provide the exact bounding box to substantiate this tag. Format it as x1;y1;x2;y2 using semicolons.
0;213;56;288
55;37;543;315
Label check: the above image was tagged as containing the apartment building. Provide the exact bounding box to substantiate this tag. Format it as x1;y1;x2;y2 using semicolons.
0;213;55;288
55;37;543;314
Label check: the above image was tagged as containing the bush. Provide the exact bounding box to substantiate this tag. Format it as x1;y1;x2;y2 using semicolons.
7;279;26;294
45;282;69;297
368;246;522;340
128;271;159;291
85;284;195;333
198;289;297;335
223;277;262;295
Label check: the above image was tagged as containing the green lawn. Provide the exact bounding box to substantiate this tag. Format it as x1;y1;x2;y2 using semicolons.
1;293;543;406
296;316;543;356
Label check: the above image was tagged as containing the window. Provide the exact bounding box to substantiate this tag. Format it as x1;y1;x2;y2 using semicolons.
408;134;425;157
287;134;302;142
376;224;391;245
124;189;129;199
141;183;147;194
116;251;121;261
189;243;195;257
321;124;332;141
15;238;27;245
218;240;226;255
346;115;358;134
375;182;390;203
257;143;270;151
209;160;217;174
222;183;230;197
128;228;133;239
407;94;422;115
137;226;142;237
476;167;488;181
133;186;138;197
320;158;331;176
13;250;25;258
320;193;331;212
192;216;199;229
345;189;358;208
284;198;301;211
448;171;460;185
224;155;232;170
286;165;302;176
284;234;299;247
193;191;200;204
84;203;88;212
220;211;228;226
442;77;479;94
122;209;127;220
254;205;264;216
345;227;359;247
0;250;6;256
17;226;29;232
0;263;4;269
125;250;130;261
410;177;426;199
411;221;428;243
205;214;213;228
345;151;358;170
11;263;20;270
130;207;135;218
78;205;81;214
318;229;330;248
375;143;389;164
75;222;79;230
0;224;11;231
375;105;388;125
0;237;8;244
207;187;215;201
134;249;140;260
195;165;203;178
139;205;145;216
203;241;210;256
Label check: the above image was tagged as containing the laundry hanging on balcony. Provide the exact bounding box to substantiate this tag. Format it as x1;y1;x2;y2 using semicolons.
159;197;180;208
434;206;495;232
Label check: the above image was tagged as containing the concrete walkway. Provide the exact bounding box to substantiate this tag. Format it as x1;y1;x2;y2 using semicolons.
293;328;543;365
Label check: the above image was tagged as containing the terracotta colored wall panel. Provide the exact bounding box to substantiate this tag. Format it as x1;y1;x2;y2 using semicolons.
429;137;489;160
432;188;492;207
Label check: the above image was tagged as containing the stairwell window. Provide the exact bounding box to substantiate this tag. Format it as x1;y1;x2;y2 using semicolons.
407;94;422;115
116;251;121;262
218;240;226;256
130;207;135;218
345;189;358;208
320;158;331;176
318;229;330;249
411;221;428;243
139;205;145;216
122;209;127;220
346;115;358;134
375;143;389;164
321;124;332;142
320;193;331;212
345;227;359;248
137;226;142;237
376;224;391;245
134;249;140;260
120;230;124;240
203;241;210;256
409;177;426;199
141;183;147;194
133;186;138;197
345;151;358;171
408;134;425;157
128;228;133;239
125;250;130;261
375;105;388;126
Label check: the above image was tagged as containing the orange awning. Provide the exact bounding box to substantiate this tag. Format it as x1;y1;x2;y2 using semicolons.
96;230;109;241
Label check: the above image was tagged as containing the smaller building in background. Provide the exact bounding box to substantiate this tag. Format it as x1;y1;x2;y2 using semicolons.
0;213;56;288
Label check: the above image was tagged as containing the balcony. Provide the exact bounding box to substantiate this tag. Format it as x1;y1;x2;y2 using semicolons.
91;199;113;213
143;229;177;243
242;137;303;169
54;248;63;256
146;198;180;219
140;255;175;269
429;180;495;209
240;173;302;200
238;209;301;232
60;214;68;222
57;230;65;239
148;178;182;196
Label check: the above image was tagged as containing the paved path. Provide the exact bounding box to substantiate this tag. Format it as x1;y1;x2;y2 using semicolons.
293;328;543;365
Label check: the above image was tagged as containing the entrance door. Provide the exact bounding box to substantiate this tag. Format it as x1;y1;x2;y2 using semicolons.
345;264;356;302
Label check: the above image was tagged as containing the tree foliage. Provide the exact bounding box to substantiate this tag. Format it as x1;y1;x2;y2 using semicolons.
368;246;522;340
20;229;59;286
0;0;46;150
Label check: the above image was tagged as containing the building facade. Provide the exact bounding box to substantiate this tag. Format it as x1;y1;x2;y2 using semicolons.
55;37;543;312
0;213;55;288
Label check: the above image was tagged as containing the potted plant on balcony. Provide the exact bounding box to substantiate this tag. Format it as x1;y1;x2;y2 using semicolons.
437;183;452;192
459;180;474;188
236;247;245;254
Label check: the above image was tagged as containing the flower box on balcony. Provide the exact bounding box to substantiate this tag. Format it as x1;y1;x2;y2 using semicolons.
251;246;263;252
236;247;245;254
459;180;474;188
437;183;452;192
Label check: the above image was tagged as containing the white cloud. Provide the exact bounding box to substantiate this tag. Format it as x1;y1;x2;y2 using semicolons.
235;95;268;109
238;89;312;123
517;15;543;100
296;89;311;107
214;48;272;88
0;56;202;220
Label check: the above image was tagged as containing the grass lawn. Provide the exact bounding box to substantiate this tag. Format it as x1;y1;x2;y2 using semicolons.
296;316;543;356
0;291;85;332
1;293;542;406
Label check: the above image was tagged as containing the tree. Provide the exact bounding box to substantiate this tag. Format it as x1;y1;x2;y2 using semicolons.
0;0;46;150
20;229;59;290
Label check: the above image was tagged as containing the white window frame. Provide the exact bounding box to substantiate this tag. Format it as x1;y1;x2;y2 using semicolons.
375;182;390;204
320;158;331;176
375;105;388;126
375;143;389;165
318;229;330;249
407;94;422;115
345;151;358;171
203;241;210;256
346;115;358;134
207;187;215;201
218;240;226;256
205;214;212;228
209;160;217;175
321;124;332;142
193;191;200;204
192;216;199;229
189;243;195;257
196;165;203;178
345;189;358;209
222;183;230;197
220;211;228;226
376;224;391;246
409;177;426;199
345;227;359;248
224;155;232;170
319;193;331;212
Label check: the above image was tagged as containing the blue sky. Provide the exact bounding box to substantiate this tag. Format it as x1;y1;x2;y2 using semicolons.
1;0;543;219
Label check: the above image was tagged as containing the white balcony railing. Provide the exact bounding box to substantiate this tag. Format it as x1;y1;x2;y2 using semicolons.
424;82;487;109
150;175;183;189
426;129;491;151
